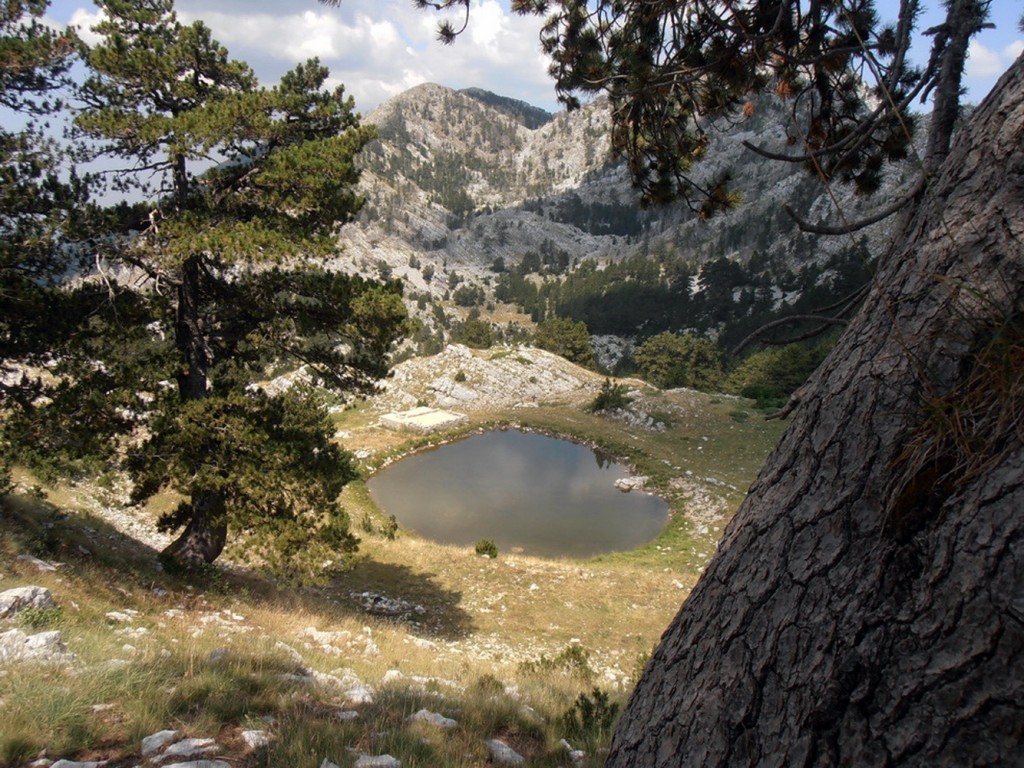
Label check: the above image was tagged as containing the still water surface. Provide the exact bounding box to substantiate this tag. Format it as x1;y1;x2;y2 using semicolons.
367;429;668;558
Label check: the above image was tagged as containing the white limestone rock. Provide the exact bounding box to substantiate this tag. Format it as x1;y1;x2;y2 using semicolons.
240;730;271;749
16;554;58;572
408;709;458;729
141;729;180;756
486;739;525;766
0;628;73;664
0;586;54;619
354;755;401;768
156;737;219;763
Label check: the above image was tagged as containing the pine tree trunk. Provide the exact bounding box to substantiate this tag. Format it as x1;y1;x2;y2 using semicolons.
163;253;227;565
607;57;1024;767
161;489;228;565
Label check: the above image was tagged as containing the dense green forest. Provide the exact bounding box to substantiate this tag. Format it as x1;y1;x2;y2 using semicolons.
494;239;873;356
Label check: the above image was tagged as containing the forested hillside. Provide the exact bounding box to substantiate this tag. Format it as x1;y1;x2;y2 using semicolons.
336;82;911;383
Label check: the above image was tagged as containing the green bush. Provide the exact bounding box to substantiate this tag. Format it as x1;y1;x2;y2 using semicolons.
521;644;594;679
562;688;620;749
475;538;497;558
587;378;632;413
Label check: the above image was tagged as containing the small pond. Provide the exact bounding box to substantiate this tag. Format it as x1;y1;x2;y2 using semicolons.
367;429;668;558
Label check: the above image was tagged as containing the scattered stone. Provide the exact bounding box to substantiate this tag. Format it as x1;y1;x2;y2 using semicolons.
560;739;586;764
408;709;458;729
142;729;180;756
240;730;271;749
344;685;375;705
519;704;545;725
299;626;351;645
50;761;106;768
161;762;231;768
381;669;403;684
613;475;649;492
319;761;340;768
277;672;313;685
349;591;426;618
157;737;219;763
273;640;304;665
0;586;55;619
16;554;58;572
486;739;525;766
332;710;359;722
0;628;74;664
354;755;401;768
104;611;138;623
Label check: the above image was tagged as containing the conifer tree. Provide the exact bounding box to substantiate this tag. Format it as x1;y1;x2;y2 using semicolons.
10;0;406;579
0;1;84;486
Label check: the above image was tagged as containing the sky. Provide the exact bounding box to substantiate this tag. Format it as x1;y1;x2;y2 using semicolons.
42;0;1024;115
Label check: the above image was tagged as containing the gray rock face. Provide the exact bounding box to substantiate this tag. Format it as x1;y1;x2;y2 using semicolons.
0;586;55;619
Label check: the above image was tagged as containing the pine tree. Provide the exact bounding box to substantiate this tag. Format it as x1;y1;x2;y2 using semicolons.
11;0;406;580
0;1;84;488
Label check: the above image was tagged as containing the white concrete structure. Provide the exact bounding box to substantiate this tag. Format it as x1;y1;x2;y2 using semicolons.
379;406;467;433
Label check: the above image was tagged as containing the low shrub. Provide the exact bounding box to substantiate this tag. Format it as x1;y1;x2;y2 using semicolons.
475;538;498;558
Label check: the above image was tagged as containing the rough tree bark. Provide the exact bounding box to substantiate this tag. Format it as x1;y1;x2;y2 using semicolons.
608;57;1024;767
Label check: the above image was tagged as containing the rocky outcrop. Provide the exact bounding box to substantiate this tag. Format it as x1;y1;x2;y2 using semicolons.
376;344;599;413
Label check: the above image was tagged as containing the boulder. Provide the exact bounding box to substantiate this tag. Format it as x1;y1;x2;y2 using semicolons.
486;739;525;766
0;628;73;664
0;586;55;619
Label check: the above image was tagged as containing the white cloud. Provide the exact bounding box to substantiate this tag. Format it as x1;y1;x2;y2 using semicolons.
967;40;1011;78
175;0;555;112
46;1;558;112
66;7;106;47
